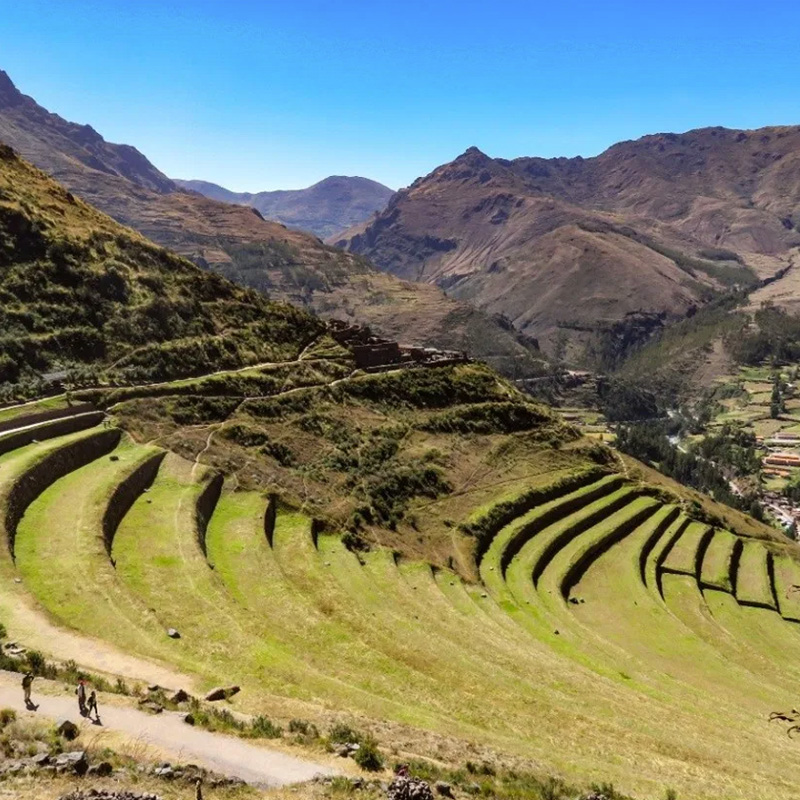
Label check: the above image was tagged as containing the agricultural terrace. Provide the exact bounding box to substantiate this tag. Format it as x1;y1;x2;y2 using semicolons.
1;357;800;800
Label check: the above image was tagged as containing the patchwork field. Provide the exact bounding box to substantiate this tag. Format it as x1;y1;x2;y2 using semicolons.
1;404;799;800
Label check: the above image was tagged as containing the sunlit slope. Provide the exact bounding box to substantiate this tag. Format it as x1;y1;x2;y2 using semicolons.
5;417;800;799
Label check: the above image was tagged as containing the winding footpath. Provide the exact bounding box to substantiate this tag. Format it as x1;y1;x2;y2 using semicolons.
0;672;337;787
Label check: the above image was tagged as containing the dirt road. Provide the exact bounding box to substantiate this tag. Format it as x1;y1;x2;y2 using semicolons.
0;672;337;787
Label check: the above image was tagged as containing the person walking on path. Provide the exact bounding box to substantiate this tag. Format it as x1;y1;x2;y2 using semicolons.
21;672;35;709
86;689;100;723
76;679;87;716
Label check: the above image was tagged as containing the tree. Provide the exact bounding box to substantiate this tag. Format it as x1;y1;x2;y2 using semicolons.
771;375;785;419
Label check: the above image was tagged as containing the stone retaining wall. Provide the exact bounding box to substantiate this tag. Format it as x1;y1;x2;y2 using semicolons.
4;429;121;559
0;403;97;435
0;412;105;457
102;451;166;554
195;473;223;556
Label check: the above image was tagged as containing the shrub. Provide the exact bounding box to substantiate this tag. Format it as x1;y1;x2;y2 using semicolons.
329;722;362;743
26;650;46;675
353;736;383;771
0;709;16;728
288;718;319;738
250;715;282;738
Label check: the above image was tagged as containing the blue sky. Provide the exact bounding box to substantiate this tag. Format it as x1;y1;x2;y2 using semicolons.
1;0;798;191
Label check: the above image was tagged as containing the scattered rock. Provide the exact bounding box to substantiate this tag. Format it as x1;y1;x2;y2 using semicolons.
147;684;160;693
88;760;113;777
153;765;175;779
31;752;51;766
435;781;453;797
204;685;240;701
388;775;435;800
56;718;79;741
59;792;163;800
110;455;119;462
171;688;190;703
166;628;180;639
183;713;195;726
55;750;89;776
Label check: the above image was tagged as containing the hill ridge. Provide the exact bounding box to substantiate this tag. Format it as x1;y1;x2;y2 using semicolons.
336;124;800;362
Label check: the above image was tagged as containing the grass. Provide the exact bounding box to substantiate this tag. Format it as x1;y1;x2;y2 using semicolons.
661;522;712;577
699;529;738;591
734;540;777;609
9;417;800;798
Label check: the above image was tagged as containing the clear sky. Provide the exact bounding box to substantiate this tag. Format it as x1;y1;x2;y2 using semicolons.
1;0;798;191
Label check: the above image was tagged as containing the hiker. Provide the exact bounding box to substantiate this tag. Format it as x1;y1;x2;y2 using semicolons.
86;689;99;722
22;672;34;709
77;679;87;716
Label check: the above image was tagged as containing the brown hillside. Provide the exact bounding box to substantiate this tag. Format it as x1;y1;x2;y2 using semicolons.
0;70;543;377
336;131;800;360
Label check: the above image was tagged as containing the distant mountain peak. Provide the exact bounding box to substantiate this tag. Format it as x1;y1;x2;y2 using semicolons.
174;174;394;239
0;69;24;106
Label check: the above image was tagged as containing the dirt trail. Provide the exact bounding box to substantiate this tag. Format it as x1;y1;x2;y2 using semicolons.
0;672;337;787
0;587;192;691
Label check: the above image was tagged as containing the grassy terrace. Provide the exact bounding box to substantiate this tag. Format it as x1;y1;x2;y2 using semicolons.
699;529;738;591
4;384;800;799
660;521;712;577
734;540;777;609
773;553;800;622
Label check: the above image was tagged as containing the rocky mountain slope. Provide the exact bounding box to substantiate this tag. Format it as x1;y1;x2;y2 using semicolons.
0;70;542;378
336;130;800;361
175;175;393;239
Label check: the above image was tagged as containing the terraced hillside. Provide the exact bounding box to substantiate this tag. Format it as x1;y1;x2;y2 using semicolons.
3;383;800;800
0;142;320;392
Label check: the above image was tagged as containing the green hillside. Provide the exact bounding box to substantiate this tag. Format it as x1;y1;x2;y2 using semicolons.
0;144;321;393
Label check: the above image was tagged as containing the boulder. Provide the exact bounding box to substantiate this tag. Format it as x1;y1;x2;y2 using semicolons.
204;685;240;701
435;781;453;797
88;760;113;777
55;719;79;741
166;628;180;639
55;750;89;776
153;765;175;779
183;713;195;726
170;688;190;703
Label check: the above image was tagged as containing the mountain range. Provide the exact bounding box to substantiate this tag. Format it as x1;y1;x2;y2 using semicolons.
0;69;543;377
174;175;393;239
335;132;800;362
